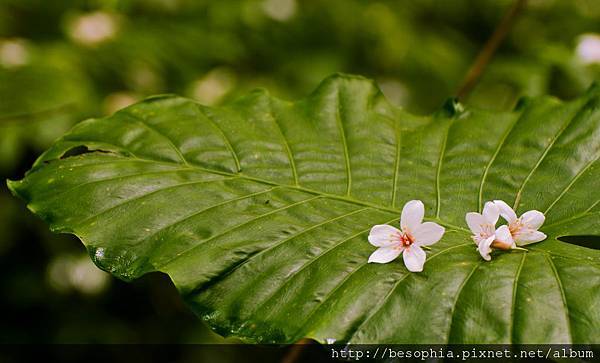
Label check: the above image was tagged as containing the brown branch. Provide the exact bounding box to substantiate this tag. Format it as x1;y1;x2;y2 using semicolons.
280;338;313;363
455;0;527;100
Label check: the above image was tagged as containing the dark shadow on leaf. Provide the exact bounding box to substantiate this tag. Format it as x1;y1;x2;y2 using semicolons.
59;146;115;160
557;235;600;250
60;145;94;159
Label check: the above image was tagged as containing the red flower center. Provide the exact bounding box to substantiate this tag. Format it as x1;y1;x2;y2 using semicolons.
399;232;415;247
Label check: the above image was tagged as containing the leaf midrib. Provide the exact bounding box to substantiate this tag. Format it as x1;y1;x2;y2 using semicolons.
47;150;469;233
41;144;598;240
89;156;600;266
28;139;598;272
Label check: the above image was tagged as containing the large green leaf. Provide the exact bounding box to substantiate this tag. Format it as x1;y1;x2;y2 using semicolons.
8;74;600;344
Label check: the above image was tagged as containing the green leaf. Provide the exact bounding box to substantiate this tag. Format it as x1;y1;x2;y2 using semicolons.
8;74;600;344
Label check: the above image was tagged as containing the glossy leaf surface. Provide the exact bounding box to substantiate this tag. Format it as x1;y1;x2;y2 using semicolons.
8;74;600;344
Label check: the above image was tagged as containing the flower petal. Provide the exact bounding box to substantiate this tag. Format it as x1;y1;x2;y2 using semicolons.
400;200;424;233
465;212;485;234
515;229;547;246
482;201;500;225
412;222;445;246
495;225;515;248
520;210;545;230
494;200;517;224
368;246;402;264
402;245;426;272
477;235;495;261
368;224;402;247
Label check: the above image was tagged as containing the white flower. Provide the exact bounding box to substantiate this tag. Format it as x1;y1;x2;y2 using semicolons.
367;200;445;272
68;12;118;46
465;201;501;261
494;200;547;246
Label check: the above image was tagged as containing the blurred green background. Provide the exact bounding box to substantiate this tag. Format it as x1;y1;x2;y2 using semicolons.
1;0;599;347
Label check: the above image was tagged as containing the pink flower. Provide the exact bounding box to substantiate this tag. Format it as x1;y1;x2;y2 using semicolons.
367;200;445;272
494;200;547;246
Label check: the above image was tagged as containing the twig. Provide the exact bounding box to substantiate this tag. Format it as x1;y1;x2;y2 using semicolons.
281;338;313;363
0;103;76;124
455;0;527;100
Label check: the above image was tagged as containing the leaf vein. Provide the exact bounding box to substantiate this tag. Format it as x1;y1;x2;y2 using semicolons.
512;103;584;209
293;216;400;340
544;209;600;229
544;253;573;343
247;207;374;320
158;195;322;269
478;114;522;212
509;253;527;343
266;99;299;185
45;167;194;204
544;155;599;214
348;242;473;342
140;187;280;268
194;104;242;172
435;122;450;218
445;260;483;344
391;121;402;208
76;177;237;227
335;87;352;196
124;112;190;166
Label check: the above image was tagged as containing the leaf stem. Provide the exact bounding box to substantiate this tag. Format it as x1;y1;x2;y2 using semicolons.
512;246;528;252
281;338;313;363
455;0;527;100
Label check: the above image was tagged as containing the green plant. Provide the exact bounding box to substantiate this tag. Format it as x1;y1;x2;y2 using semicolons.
8;74;599;344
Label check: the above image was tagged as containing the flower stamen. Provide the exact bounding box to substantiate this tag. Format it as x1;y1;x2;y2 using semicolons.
400;232;415;246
